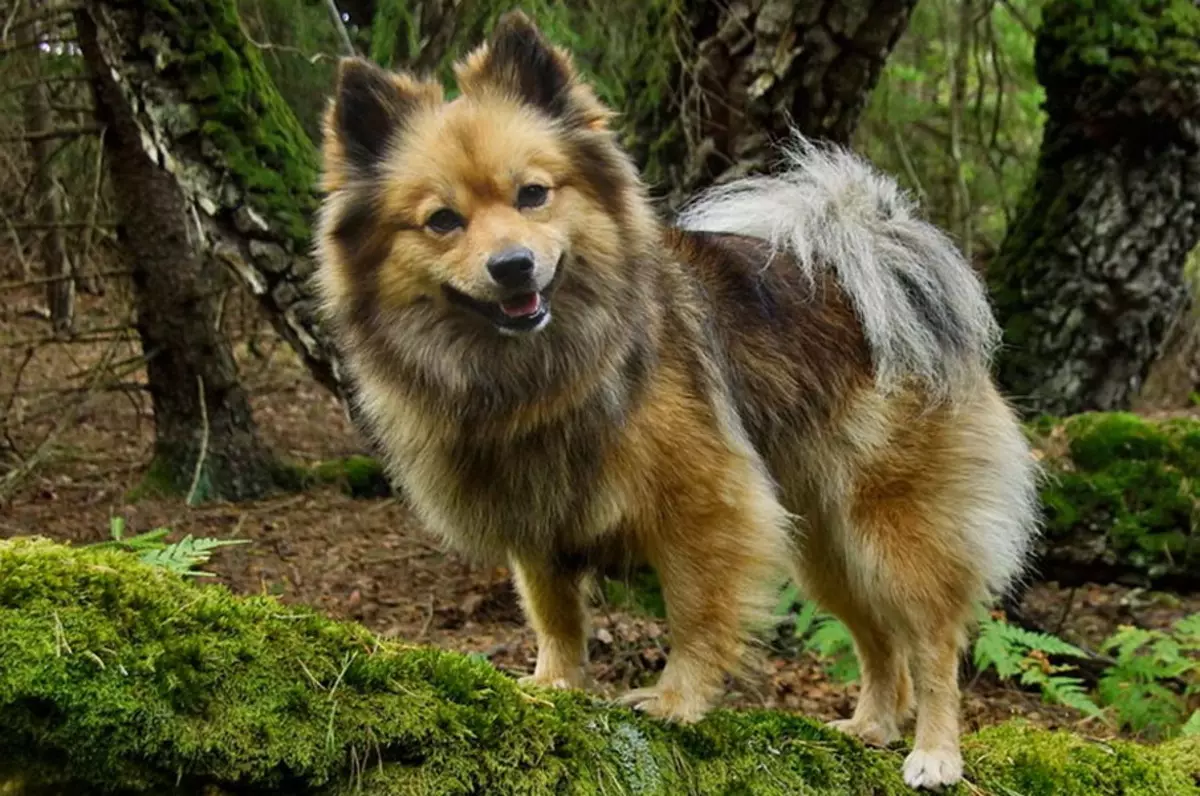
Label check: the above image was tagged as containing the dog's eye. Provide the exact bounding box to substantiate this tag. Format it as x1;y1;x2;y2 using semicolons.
517;184;549;210
426;208;464;234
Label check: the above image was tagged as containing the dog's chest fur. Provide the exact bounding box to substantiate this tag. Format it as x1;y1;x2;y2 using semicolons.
362;376;633;562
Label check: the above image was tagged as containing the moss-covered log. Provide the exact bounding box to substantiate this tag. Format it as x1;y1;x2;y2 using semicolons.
990;0;1200;415
1030;412;1199;590
2;538;1198;796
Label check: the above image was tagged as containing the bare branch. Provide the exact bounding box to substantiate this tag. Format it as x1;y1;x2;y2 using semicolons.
322;0;356;56
0;269;131;293
7;220;118;230
3;124;102;143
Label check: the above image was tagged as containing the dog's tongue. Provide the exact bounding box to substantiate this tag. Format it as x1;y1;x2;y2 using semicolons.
499;293;542;318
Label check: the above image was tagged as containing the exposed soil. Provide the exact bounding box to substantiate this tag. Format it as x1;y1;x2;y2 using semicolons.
3;287;1197;742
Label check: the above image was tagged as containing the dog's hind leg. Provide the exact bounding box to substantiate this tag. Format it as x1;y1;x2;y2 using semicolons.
818;477;976;790
511;555;588;690
793;524;913;747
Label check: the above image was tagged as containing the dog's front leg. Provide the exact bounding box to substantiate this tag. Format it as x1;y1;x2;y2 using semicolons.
618;487;786;723
511;554;588;690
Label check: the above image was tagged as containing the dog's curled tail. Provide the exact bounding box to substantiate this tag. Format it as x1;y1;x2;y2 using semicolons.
676;134;1000;396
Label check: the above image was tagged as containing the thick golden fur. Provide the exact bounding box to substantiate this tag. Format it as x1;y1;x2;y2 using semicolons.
314;12;1038;790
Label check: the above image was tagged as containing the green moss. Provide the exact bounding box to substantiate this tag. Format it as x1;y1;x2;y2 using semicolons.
2;538;1196;795
1033;413;1199;583
1039;0;1200;83
139;0;322;251
367;0;416;69
306;455;392;498
603;568;668;619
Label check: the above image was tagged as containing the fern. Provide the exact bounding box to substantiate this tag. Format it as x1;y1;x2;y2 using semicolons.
91;517;248;577
972;612;1103;716
1097;619;1200;739
1181;710;1200;737
774;585;859;683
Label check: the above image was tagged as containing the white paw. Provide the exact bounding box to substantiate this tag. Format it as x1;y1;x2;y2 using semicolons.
903;747;963;790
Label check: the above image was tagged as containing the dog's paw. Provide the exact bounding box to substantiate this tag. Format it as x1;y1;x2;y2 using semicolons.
615;686;709;723
902;747;963;790
826;716;900;747
518;673;581;691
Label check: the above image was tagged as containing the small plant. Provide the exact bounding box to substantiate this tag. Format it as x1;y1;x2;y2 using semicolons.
1097;614;1200;739
92;517;248;577
775;583;859;683
972;610;1103;717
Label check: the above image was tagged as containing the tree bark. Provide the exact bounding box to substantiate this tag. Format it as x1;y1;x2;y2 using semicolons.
670;0;918;199
74;0;346;402
20;3;75;334
989;0;1200;416
76;8;286;503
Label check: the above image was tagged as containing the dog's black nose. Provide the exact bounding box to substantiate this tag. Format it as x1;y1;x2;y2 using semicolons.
486;247;536;288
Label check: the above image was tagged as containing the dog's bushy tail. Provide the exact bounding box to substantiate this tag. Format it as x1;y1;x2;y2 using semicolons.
676;134;999;396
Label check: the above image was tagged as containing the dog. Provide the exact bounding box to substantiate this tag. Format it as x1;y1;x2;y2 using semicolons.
313;12;1039;789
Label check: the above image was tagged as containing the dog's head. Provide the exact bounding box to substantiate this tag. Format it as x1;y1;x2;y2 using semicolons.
317;12;656;344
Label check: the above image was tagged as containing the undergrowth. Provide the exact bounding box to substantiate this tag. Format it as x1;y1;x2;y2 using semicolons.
89;517;248;577
776;586;1200;740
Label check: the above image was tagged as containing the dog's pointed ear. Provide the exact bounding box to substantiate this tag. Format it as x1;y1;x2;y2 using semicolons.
455;11;611;130
322;57;442;188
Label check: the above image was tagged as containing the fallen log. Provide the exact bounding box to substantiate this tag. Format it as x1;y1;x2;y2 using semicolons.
0;538;1196;795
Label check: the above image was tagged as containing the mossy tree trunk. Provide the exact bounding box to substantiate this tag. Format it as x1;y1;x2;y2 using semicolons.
76;0;345;400
670;0;918;198
76;7;285;502
989;0;1200;416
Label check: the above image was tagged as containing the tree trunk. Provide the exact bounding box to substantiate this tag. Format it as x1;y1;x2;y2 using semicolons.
20;3;75;334
989;0;1200;416
671;0;918;198
75;0;344;402
76;8;286;503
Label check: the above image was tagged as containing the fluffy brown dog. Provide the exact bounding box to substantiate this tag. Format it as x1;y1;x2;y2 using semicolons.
314;12;1039;789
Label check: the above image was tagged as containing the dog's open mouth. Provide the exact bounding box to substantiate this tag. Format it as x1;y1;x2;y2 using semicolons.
443;286;551;334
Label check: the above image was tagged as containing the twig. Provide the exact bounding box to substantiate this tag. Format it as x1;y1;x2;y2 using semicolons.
322;0;356;56
891;130;928;202
1;346;37;458
237;14;336;63
78;125;107;273
0;269;130;292
1053;586;1078;636
1;0;25;43
185;375;209;507
995;0;1036;35
0;208;33;280
1;3;79;43
0;75;90;95
6;220;118;230
0;330;125;501
2;124;101;143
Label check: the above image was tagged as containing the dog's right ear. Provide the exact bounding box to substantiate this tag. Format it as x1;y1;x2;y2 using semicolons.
322;58;441;189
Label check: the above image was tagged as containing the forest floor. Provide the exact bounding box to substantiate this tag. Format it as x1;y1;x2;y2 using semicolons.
3;288;1198;742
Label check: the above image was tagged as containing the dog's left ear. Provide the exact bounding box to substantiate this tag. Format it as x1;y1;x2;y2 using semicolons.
455;11;611;130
